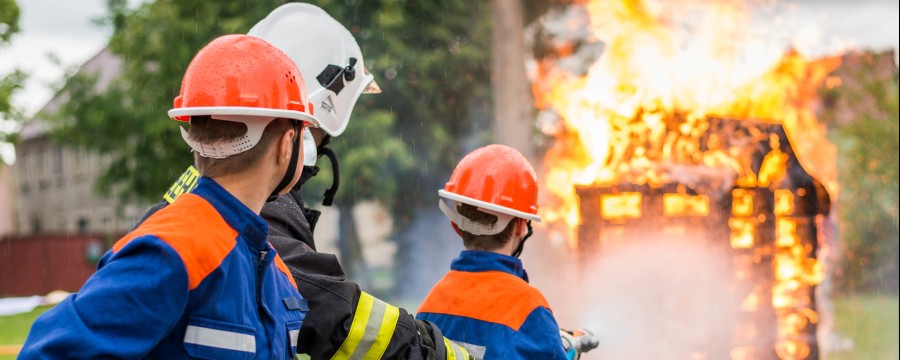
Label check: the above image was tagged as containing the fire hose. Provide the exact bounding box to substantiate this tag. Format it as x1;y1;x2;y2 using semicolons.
560;328;599;360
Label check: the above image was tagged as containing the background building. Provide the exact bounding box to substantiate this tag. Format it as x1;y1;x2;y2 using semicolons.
0;48;147;296
12;48;142;238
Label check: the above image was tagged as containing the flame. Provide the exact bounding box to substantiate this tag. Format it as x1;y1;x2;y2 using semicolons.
729;217;755;249
533;0;840;244
732;189;755;217
663;193;710;216
600;193;643;220
774;190;795;217
532;1;837;358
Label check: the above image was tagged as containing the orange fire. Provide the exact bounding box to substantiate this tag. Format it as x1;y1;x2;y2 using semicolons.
533;0;839;239
532;0;838;359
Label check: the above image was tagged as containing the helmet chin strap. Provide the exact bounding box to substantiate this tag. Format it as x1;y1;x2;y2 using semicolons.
267;121;302;202
315;135;340;207
511;220;533;259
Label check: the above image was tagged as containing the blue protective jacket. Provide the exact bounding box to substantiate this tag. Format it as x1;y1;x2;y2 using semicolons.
417;251;568;359
19;177;308;359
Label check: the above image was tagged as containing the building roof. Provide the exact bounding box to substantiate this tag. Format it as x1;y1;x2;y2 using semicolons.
19;47;122;142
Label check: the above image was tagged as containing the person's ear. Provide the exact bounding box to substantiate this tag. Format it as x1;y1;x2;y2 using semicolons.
277;127;296;166
513;218;527;239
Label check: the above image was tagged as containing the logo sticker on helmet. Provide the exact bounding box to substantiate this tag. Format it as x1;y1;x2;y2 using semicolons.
320;98;335;114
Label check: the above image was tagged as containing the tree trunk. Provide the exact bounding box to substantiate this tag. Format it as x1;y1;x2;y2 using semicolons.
491;0;535;161
337;203;369;287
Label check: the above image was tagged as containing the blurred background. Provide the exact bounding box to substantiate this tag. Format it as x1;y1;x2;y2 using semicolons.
0;0;896;359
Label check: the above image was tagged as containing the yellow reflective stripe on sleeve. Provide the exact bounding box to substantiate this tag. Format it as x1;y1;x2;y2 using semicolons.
443;338;456;360
331;292;400;360
164;165;200;204
363;302;399;360
332;292;375;360
443;338;470;360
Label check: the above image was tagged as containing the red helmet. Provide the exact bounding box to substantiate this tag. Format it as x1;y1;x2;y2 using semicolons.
439;145;541;235
168;34;320;158
169;34;319;124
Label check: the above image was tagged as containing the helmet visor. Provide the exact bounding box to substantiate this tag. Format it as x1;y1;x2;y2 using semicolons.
362;68;381;94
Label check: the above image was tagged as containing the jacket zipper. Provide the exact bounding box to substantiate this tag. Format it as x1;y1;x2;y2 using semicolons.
256;249;273;357
258;250;268;272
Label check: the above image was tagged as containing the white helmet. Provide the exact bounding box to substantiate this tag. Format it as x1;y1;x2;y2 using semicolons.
249;3;380;138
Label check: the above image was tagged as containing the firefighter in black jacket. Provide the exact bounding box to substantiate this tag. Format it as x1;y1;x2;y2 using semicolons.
136;4;472;359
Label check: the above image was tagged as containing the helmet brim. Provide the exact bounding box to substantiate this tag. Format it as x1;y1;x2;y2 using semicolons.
438;189;542;223
168;106;321;128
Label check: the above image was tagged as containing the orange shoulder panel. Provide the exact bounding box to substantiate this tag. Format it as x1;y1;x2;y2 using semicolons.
417;270;551;331
273;254;298;290
114;194;238;291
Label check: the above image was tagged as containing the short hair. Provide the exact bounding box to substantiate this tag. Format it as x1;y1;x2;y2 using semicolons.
188;116;295;178
457;203;518;251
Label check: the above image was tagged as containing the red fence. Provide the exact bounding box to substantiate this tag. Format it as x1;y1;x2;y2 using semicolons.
0;234;109;297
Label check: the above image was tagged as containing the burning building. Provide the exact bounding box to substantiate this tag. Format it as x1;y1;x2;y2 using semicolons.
573;116;830;359
529;1;842;359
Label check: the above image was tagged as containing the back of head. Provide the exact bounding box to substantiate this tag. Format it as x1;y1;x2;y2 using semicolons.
249;3;380;138
456;203;518;251
438;145;542;252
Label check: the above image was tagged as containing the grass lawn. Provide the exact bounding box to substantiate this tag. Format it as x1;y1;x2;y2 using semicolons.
0;305;50;360
828;295;899;360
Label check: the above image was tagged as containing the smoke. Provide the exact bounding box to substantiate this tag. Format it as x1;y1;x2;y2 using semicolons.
394;207;465;302
526;232;741;360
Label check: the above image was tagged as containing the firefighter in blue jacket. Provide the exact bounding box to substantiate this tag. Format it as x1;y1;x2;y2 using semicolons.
136;4;472;359
417;145;598;359
19;35;315;359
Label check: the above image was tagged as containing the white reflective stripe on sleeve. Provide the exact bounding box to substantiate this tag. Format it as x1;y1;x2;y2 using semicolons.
184;325;256;353
290;329;300;348
455;341;486;360
331;292;399;360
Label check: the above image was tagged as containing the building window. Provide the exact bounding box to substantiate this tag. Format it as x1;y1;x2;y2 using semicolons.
78;218;89;234
31;215;42;234
19;152;29;193
73;148;86;181
53;145;63;176
38;147;50;189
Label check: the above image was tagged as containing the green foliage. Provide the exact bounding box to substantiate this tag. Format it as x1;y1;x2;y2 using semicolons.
1;0;24;139
833;67;899;293
307;0;492;221
0;0;19;43
52;0;288;201
0;68;24;120
302;109;414;207
54;0;492;213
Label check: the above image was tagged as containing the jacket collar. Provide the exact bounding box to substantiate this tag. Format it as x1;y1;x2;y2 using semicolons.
191;177;269;249
450;250;529;282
